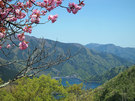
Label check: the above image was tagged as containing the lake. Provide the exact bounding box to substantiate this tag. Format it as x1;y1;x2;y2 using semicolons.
55;78;101;89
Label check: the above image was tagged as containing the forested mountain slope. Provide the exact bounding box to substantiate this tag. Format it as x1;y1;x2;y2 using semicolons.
86;43;135;63
87;65;129;83
89;65;135;101
0;36;132;81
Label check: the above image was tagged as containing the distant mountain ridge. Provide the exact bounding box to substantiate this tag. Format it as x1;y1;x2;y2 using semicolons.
86;43;135;63
0;36;133;81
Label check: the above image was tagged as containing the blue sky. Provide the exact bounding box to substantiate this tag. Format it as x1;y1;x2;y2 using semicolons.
32;0;135;47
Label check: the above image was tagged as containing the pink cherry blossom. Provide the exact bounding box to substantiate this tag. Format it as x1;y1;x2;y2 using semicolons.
32;9;40;15
0;11;7;20
43;0;48;3
72;9;78;14
36;2;42;6
48;14;58;23
0;33;5;38
67;2;82;14
7;44;11;48
37;2;45;7
0;0;84;50
26;1;33;8
17;2;24;8
31;18;40;23
67;8;71;13
30;9;41;23
55;0;62;6
17;33;25;41
46;6;55;12
23;25;32;33
0;46;2;49
7;15;17;21
15;9;26;19
41;10;47;15
19;41;28;50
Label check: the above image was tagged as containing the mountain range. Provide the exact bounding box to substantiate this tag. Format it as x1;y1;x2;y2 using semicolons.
86;43;135;64
0;36;135;81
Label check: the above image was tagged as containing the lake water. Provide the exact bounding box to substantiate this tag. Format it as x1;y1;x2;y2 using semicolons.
56;78;101;89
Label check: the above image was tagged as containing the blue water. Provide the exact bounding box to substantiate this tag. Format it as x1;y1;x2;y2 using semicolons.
56;78;101;89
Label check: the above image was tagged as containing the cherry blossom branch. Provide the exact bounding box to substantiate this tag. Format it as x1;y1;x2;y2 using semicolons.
0;40;73;88
0;0;84;50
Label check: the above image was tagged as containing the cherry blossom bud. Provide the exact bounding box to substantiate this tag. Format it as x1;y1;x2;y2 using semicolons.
7;44;11;48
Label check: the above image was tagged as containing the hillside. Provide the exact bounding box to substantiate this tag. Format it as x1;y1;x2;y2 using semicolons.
86;43;135;63
0;36;132;81
0;65;135;101
89;65;135;101
87;65;129;83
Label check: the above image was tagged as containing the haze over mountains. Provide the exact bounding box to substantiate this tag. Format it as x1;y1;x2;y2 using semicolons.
0;36;135;81
86;43;135;64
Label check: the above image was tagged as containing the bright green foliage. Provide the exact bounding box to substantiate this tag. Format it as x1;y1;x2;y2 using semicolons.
1;65;135;101
72;65;135;101
66;83;83;95
0;75;85;101
0;78;3;85
91;65;135;101
0;75;66;101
